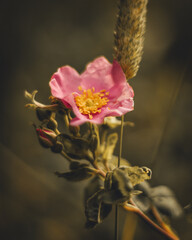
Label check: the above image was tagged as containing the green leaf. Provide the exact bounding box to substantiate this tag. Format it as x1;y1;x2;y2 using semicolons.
123;166;152;186
102;168;133;204
84;176;104;203
133;182;151;213
84;176;112;228
149;185;183;218
85;190;112;228
57;134;94;162
105;155;131;171
55;167;95;182
134;182;183;218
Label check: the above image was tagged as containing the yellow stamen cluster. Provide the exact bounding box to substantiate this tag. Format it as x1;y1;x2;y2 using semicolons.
74;86;109;119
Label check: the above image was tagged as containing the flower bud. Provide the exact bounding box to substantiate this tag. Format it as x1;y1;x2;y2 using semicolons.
35;127;57;148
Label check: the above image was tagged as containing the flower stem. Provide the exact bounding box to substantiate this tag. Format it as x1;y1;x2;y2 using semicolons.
118;115;124;167
151;206;179;239
115;115;124;240
60;150;73;162
124;199;180;240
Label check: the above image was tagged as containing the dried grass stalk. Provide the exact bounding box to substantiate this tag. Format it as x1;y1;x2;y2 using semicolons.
114;0;148;79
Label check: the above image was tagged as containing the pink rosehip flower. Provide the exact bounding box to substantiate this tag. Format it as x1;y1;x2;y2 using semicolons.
49;56;134;126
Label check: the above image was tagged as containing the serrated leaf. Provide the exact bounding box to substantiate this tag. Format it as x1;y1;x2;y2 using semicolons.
55;167;95;182
57;134;94;162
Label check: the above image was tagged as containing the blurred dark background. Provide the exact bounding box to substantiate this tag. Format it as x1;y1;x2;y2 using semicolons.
0;0;192;239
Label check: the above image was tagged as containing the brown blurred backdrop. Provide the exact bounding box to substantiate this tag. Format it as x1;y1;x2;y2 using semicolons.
0;0;192;239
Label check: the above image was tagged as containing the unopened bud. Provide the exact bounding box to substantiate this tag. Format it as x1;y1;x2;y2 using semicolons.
35;127;57;148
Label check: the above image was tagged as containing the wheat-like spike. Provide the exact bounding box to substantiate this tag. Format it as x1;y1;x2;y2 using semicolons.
114;0;148;79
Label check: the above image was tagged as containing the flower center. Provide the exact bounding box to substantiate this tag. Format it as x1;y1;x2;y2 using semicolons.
74;86;109;119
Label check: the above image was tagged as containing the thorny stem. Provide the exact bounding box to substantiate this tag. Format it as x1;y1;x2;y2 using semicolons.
115;115;124;240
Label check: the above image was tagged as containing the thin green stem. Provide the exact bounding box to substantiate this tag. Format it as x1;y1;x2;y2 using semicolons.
60;150;73;162
115;115;124;240
93;124;101;159
118;115;124;167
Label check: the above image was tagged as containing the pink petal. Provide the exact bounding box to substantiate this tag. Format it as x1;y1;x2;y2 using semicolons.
70;96;134;126
49;57;134;126
81;57;114;92
111;60;128;86
84;56;111;73
49;66;82;100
